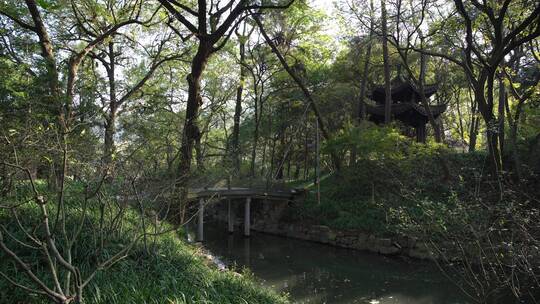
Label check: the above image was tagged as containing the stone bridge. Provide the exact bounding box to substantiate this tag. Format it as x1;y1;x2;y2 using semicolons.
188;187;305;242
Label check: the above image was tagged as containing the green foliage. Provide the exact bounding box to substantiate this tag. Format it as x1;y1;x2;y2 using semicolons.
324;121;448;161
285;146;498;237
0;183;289;304
324;121;403;159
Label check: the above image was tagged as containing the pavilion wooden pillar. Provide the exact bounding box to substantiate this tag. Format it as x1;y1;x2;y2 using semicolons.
244;197;251;237
197;198;204;242
227;199;234;233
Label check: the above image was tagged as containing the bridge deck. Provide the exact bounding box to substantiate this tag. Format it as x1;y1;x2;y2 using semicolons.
188;187;303;201
190;187;305;242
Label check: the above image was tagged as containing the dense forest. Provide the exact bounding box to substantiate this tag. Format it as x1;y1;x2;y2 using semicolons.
0;0;539;303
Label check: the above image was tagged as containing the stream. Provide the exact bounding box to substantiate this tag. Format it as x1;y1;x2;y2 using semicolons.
189;223;471;304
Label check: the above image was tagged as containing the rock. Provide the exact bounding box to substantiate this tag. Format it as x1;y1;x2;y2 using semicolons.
339;236;356;246
378;238;392;247
342;229;358;237
351;235;368;250
310;226;336;244
366;235;380;253
408;248;430;260
408;243;437;260
316;232;330;244
357;232;369;243
407;237;418;248
379;245;400;255
376;238;400;255
395;235;410;248
286;230;305;239
311;225;331;233
328;231;337;241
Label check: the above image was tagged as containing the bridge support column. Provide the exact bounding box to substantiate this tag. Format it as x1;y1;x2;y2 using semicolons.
197;198;204;242
227;199;234;233
244;197;251;237
244;237;251;266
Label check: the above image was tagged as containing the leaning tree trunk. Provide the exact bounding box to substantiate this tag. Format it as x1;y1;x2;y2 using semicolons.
254;16;341;171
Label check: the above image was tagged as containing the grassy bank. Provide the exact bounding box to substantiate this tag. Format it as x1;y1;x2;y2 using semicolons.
0;182;289;304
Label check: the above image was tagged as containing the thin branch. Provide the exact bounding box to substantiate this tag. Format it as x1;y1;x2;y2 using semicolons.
158;0;198;34
0;10;36;31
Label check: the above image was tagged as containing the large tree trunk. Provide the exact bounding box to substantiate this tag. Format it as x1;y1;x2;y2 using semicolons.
498;76;506;158
195;135;205;172
261;108;272;178
103;112;116;174
467;86;479;152
468;117;479;152
249;121;259;179
177;41;211;220
275;104;287;180
268;131;277;188
455;89;466;144
25;0;60;99
303;119;309;179
103;41;117;177
381;0;392;124
484;69;503;174
232;37;247;176
250;93;262;179
25;0;63;189
475;76;502;174
506;98;524;179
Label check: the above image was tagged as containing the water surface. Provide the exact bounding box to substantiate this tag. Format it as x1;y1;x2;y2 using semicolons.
193;224;471;304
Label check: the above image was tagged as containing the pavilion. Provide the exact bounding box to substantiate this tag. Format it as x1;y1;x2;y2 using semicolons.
365;77;447;142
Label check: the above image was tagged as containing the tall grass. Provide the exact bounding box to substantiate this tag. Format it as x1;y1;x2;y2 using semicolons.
0;181;289;304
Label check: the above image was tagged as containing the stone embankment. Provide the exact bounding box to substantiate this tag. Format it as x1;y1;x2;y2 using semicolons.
252;222;438;260
207;199;439;260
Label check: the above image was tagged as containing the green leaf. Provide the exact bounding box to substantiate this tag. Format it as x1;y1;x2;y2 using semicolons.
36;0;51;9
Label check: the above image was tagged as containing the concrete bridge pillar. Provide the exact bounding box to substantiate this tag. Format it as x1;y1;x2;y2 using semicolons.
228;199;234;233
244;197;251;237
197;198;204;242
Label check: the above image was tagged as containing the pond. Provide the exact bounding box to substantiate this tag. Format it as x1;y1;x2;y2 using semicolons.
189;223;471;304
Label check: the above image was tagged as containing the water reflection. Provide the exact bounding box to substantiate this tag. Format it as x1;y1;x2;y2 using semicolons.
199;224;470;304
